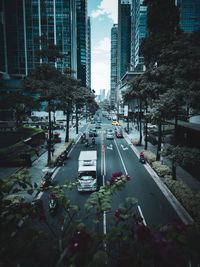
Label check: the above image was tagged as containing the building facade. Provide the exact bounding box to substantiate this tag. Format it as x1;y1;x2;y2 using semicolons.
110;24;118;106
177;0;200;33
0;0;79;77
0;0;90;87
86;16;91;88
76;0;88;86
130;0;147;71
117;0;131;81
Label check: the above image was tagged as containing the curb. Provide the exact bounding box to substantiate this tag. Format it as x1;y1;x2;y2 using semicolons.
124;132;194;225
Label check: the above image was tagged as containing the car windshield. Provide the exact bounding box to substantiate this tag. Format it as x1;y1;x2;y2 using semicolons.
107;129;113;133
79;171;96;179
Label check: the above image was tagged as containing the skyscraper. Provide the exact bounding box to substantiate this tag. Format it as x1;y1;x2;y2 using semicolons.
0;0;90;87
176;0;200;33
76;0;88;86
86;16;91;88
110;24;118;106
130;0;147;71
0;0;78;76
117;0;131;81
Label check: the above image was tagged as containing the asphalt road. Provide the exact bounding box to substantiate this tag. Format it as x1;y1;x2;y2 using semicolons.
37;114;180;233
13;113;183;266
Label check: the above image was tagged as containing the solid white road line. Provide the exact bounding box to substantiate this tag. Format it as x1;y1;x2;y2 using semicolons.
137;205;147;226
114;139;128;175
124;134;194;225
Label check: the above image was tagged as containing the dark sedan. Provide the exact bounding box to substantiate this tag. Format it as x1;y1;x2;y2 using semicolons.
115;130;123;138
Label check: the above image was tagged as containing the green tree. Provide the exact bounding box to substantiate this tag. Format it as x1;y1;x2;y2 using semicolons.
0;91;39;128
162;144;200;180
141;0;180;69
23;63;64;164
1;169;200;266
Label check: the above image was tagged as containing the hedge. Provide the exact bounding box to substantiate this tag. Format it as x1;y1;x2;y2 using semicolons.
164;176;200;221
152;161;171;177
143;150;156;165
130;138;140;146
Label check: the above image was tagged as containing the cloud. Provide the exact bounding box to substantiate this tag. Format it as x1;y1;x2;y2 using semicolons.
91;0;118;23
91;62;110;92
93;37;111;54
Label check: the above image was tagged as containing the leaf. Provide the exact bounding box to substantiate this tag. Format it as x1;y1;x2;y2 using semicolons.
27;189;34;195
92;250;108;266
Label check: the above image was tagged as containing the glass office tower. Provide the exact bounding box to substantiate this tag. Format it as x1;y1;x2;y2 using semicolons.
110;24;118;106
86;16;91;88
0;0;78;78
177;0;200;33
76;0;88;87
131;0;147;70
117;0;131;80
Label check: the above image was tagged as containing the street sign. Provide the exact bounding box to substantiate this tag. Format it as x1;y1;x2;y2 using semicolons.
124;105;128;117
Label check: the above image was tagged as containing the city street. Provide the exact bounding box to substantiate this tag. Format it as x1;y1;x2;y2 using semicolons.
27;114;181;240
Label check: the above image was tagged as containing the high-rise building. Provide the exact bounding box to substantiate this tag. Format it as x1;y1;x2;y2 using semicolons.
86;16;91;88
110;24;118;106
176;0;200;33
117;0;131;81
76;0;88;86
130;0;147;71
100;89;105;102
0;0;78;77
0;0;91;87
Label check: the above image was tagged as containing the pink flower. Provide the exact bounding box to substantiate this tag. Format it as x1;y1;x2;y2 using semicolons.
135;224;153;243
35;200;46;220
126;175;131;181
115;209;126;221
109;177;116;186
112;172;122;178
68;229;91;255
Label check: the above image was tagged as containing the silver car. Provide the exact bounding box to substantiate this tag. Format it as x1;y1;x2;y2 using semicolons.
106;129;114;140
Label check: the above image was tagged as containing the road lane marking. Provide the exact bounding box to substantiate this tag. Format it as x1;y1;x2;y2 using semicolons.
114;139;128;175
121;144;128;150
137;205;147;226
124;134;194;225
107;144;113;150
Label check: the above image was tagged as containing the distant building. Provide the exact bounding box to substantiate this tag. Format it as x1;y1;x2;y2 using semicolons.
100;89;105;102
176;0;200;33
110;24;118;106
117;0;131;81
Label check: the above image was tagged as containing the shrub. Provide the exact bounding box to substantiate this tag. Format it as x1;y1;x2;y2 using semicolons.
164;176;200;221
131;138;140;146
152;161;171;177
143;150;156;165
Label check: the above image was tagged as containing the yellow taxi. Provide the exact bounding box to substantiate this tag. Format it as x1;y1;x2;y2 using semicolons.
112;121;121;126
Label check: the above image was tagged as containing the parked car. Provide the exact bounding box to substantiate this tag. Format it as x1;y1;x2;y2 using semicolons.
116;129;123;138
106;129;114;140
95;123;101;129
112;121;121;126
89;128;97;137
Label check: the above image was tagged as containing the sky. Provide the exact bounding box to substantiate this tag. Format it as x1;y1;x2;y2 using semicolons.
88;0;118;96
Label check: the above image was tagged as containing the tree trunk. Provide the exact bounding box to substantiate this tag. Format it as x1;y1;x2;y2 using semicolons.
139;101;142;145
156;119;162;161
144;102;148;150
47;107;52;165
65;109;70;142
174;105;179;146
172;160;176;180
76;106;79;134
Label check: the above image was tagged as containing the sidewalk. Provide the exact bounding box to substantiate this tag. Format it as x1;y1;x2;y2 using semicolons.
0;120;87;199
121;120;200;194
